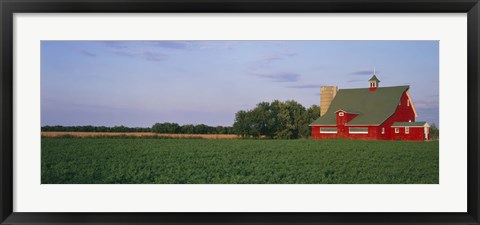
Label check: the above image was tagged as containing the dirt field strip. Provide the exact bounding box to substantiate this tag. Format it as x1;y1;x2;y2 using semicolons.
41;132;241;139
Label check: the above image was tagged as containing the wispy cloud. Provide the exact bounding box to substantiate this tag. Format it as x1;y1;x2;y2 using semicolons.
246;50;299;82
189;41;237;50
103;41;128;50
252;72;300;82
113;50;169;62
346;79;364;83
286;84;322;89
80;50;96;57
142;41;239;51
414;100;439;109
262;51;297;62
143;41;190;50
350;69;378;75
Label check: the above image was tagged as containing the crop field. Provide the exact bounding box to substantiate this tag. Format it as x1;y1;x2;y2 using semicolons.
41;138;439;184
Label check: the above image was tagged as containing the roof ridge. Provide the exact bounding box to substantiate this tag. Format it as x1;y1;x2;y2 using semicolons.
339;85;409;91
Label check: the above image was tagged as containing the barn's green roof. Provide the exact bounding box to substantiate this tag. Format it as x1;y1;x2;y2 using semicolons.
392;122;428;127
310;85;409;126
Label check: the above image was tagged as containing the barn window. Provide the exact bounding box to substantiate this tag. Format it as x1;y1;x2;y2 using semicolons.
407;100;410;107
405;127;410;134
381;127;385;134
338;112;344;116
320;127;337;133
395;128;399;133
349;127;368;134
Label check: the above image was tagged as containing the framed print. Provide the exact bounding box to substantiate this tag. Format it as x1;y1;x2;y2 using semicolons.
1;0;479;224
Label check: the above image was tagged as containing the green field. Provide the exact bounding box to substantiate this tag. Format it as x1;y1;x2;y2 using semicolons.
41;138;439;184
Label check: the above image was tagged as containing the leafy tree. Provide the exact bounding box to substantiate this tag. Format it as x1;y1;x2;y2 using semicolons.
233;110;255;137
232;100;319;139
181;124;195;134
194;124;209;134
430;123;439;140
307;105;321;122
151;123;181;133
304;104;321;137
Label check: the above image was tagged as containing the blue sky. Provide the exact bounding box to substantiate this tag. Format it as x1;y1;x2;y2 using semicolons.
41;41;439;127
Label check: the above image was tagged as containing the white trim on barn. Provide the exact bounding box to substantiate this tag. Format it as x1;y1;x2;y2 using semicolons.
424;126;429;140
391;125;429;128
405;90;418;118
320;127;338;134
349;127;368;134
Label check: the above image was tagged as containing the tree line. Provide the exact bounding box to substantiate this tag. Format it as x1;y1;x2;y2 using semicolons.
41;125;152;133
430;123;439;140
41;124;235;134
41;100;320;139
151;123;235;134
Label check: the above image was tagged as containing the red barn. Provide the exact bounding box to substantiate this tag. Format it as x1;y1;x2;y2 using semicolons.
310;75;430;141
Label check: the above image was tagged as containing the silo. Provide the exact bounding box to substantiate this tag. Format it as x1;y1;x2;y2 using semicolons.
320;86;338;116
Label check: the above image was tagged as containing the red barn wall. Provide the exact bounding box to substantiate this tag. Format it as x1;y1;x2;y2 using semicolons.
390;127;427;141
311;126;381;140
336;112;347;125
311;126;337;139
342;126;379;140
345;113;358;123
336;111;358;126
